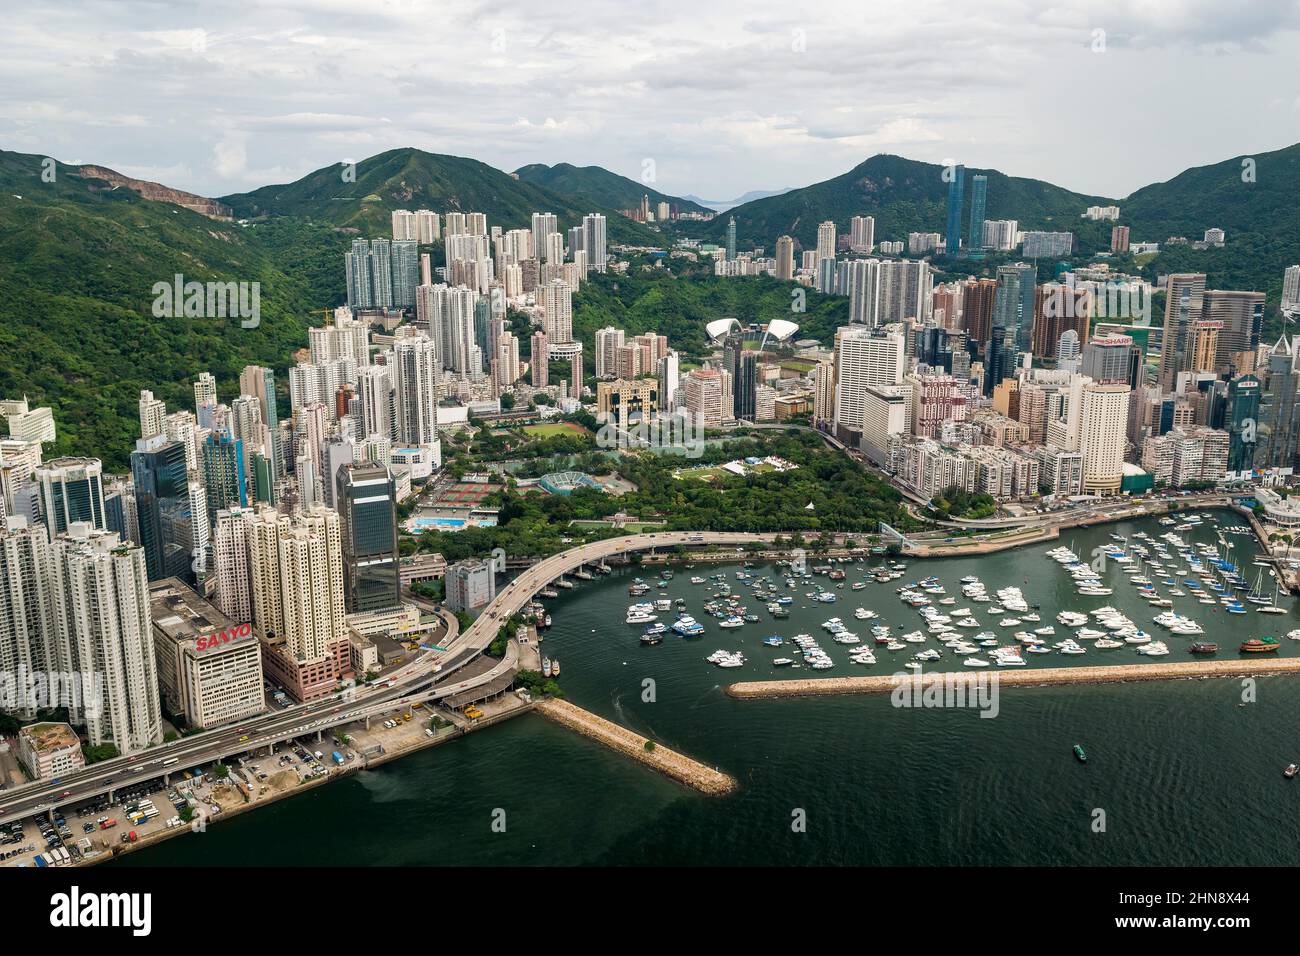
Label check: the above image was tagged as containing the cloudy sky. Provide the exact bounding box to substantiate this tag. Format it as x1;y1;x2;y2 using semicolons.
3;0;1299;202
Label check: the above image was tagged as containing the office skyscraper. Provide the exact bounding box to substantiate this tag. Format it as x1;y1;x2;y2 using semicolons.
336;462;400;613
240;365;283;478
35;457;105;536
833;325;906;430
945;164;965;256
967;174;987;254
1156;273;1207;391
723;339;757;421
202;431;247;521
1202;289;1265;371
993;262;1037;354
130;435;193;582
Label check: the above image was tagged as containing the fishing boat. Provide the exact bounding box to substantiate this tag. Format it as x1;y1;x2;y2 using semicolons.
541;656;552;678
551;658;560;676
1073;744;1087;763
1189;642;1218;654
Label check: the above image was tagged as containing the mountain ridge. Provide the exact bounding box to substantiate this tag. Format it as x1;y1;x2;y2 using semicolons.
513;162;712;216
221;147;658;243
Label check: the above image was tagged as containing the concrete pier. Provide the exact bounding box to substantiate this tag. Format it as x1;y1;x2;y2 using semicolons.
534;699;736;795
726;657;1300;699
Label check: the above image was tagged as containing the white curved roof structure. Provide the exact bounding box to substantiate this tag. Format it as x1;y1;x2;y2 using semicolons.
706;317;742;341
766;318;800;342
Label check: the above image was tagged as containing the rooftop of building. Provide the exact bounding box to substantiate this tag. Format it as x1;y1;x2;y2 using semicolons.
149;577;244;651
19;721;80;753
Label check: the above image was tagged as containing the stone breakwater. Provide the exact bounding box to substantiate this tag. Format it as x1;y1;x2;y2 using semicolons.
534;698;736;795
726;657;1300;699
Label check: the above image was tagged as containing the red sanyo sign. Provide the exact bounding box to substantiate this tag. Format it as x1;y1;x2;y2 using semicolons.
195;623;253;652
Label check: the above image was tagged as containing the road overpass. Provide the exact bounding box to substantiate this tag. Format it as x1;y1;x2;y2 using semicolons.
459;531;781;661
0;532;780;826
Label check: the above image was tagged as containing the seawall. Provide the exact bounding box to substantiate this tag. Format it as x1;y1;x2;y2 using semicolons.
534;698;736;795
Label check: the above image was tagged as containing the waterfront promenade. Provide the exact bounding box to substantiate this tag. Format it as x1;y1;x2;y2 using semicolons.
726;657;1300;700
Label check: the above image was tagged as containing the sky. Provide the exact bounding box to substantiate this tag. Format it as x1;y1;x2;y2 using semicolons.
2;0;1300;202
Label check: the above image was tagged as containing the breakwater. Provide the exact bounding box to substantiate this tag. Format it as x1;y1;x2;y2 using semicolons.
726;657;1300;699
534;698;736;795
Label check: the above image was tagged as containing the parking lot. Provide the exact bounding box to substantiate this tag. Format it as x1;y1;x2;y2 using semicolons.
1;687;523;866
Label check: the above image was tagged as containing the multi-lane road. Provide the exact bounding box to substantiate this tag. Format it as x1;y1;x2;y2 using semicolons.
0;531;777;826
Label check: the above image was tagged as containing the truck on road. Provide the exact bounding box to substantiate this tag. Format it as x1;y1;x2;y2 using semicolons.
331;751;343;765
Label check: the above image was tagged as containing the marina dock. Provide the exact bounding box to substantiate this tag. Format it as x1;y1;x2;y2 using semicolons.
534;699;736;795
726;657;1300;699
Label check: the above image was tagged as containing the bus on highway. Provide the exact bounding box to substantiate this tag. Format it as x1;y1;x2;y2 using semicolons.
127;764;145;772
161;758;179;767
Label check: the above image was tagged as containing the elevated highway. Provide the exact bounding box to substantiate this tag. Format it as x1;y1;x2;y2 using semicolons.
0;532;778;826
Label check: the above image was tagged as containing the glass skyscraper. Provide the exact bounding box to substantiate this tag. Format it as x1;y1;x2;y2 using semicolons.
337;462;400;613
993;262;1038;355
201;431;247;521
967;174;987;255
130;435;193;582
35;457;105;536
944;164;965;256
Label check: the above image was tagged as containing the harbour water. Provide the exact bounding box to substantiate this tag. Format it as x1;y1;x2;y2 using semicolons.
122;509;1300;866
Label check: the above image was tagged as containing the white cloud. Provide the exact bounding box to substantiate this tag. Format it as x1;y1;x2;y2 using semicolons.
0;0;1297;199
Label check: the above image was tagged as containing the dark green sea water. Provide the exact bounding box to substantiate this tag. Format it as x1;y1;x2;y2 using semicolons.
122;509;1300;866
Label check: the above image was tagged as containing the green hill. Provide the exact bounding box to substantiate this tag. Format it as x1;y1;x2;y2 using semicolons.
0;149;331;469
514;162;712;217
222;148;659;243
1120;142;1300;310
680;154;1114;252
